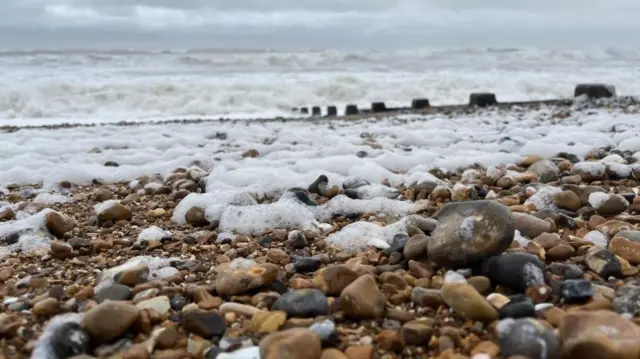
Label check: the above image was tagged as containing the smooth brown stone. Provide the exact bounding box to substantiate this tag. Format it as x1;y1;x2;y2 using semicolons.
344;345;373;359
340;275;386;319
259;328;322;359
321;349;349;359
546;245;575;261
610;236;640;264
440;283;498;323
401;320;434;346
312;265;358;295
560;310;640;359
466;276;491;294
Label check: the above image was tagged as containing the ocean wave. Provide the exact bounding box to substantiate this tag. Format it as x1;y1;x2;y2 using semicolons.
1;47;639;121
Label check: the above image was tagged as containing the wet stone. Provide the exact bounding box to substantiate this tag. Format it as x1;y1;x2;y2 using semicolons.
612;280;640;316
585;247;622;278
285;230;308;250
403;234;429;260
560;310;640;359
50;322;91;359
309;319;336;342
272;289;329;318
441;283;498;323
183;311;227;338
547;263;584;280
497;318;561;359
482;252;545;292
428;200;515;268
259;237;273;247
170;294;188;311
215;264;279;296
499;295;536;319
560;280;593;303
383;233;409;256
294;258;322;273
340;275;386;319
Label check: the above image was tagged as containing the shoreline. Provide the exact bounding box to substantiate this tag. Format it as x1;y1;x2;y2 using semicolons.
2;95;636;133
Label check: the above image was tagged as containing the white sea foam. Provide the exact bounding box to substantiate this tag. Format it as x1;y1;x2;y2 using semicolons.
1;48;640;123
2;107;640;190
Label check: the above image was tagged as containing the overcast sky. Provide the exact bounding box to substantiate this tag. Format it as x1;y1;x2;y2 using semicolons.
1;0;639;49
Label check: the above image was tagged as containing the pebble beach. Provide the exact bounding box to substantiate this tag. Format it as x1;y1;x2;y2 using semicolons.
3;96;640;359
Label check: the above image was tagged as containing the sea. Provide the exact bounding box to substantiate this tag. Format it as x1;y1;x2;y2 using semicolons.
1;1;640;124
1;47;640;124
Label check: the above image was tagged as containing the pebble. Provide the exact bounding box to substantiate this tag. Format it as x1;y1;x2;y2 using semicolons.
215;263;279;296
497;318;561;359
610;236;640;264
528;159;560;183
309;319;336;341
589;193;629;215
466;276;491;294
612;280;640;316
615;230;640;242
45;211;75;239
559;310;640;359
115;264;150;286
285;230;308;249
320;349;349;359
585;247;622;278
168;294;188;311
294;257;322;272
251;310;287;333
155;326;179;349
266;249;290;264
271;289;329;318
411;287;443;308
149;208;166;217
50;240;74;260
82;301;140;342
94;188;114;202
217;347;260;359
532;232;563;250
0;207;15;221
428;200;515;267
552;190;582;211
219;302;260;317
471;341;500;358
312;265;358;295
32;298;59;316
403;234;429;260
344;345;373;359
133;288;159;302
486;293;510;309
136;295;171;314
498;295;535;319
560;280;593;303
259;328;322;359
512;212;555;239
375;329;403;352
97;202;133;222
182;311;227;338
187;336;212;357
219;336;253;351
483;252;545;292
440;283;498;322
340;275;386;319
400;320;434;346
571;162;607;182
50;322;91;359
383;233;409;256
185;207;209;227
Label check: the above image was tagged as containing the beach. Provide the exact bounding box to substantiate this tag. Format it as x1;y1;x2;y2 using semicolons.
2;94;640;358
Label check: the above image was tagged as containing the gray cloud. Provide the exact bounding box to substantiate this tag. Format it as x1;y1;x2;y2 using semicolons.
1;0;639;49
